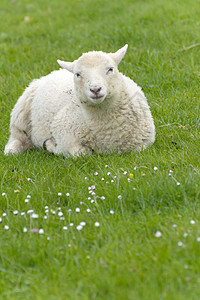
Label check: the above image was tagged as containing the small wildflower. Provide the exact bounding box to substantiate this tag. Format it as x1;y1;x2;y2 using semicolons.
178;241;183;247
58;211;63;217
197;237;200;242
0;217;2;223
94;172;98;176
50;209;56;214
60;217;65;221
25;199;29;203
31;213;39;219
154;167;158;171
21;212;25;216
58;192;62;196
172;224;177;228
155;231;162;238
88;187;92;190
105;165;108;168
45;209;49;214
142;173;145;177
23;227;28;233
91;200;95;203
45;206;48;209
107;172;111;176
80;221;86;226
47;236;50;240
123;171;127;175
14;189;20;193
127;178;131;182
27;178;33;182
2;213;7;217
183;232;188;238
27;210;34;215
94;222;100;227
2;193;6;197
69;223;74;227
63;226;68;230
13;210;18;215
118;195;122;199
111;180;114;183
66;193;70;197
31;228;39;233
75;208;80;213
190;220;195;225
91;185;95;190
114;176;117;179
91;192;96;196
24;16;30;23
68;209;72;213
101;178;105;181
177;182;181;186
101;196;105;200
27;195;31;199
38;228;44;235
88;197;91;200
68;244;71;247
84;177;88;180
110;210;114;214
4;225;9;230
44;216;48;220
76;225;83;231
129;173;134;178
80;201;83;205
86;208;91;213
169;170;173;173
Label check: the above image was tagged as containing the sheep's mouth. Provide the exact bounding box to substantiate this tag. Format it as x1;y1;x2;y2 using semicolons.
88;94;106;105
90;95;104;100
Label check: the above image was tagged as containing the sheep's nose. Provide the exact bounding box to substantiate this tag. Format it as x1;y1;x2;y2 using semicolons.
90;87;102;95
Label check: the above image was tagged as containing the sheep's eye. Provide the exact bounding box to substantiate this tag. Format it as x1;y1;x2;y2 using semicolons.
107;67;114;74
75;73;81;78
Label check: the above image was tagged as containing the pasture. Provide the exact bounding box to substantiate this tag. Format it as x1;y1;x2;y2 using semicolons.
0;0;200;299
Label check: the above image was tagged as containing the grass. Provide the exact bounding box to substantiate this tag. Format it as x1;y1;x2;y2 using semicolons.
0;0;200;299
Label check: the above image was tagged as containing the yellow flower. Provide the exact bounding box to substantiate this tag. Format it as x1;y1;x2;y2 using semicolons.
129;173;134;178
142;173;146;177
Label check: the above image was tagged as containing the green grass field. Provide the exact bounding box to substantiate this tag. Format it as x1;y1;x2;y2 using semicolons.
0;0;200;299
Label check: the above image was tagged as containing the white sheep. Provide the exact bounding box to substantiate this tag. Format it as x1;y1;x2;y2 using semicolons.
4;45;155;156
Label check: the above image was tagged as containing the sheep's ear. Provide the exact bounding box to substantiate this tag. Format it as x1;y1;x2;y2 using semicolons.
111;44;128;65
57;60;74;73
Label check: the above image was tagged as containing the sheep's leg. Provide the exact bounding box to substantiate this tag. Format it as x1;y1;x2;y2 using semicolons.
4;80;39;155
43;137;57;153
43;136;87;157
4;130;33;155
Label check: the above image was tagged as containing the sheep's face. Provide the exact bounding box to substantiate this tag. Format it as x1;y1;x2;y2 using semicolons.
73;54;118;105
57;44;128;106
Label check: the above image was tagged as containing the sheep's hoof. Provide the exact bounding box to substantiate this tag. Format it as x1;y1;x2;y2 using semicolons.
43;138;57;152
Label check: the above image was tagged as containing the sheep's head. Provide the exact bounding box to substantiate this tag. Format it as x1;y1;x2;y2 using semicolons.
57;45;128;106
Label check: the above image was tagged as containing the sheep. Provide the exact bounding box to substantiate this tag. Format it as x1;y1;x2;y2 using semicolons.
4;44;155;157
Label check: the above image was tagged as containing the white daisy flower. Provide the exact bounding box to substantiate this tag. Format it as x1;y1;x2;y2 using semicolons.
76;225;83;231
155;231;162;238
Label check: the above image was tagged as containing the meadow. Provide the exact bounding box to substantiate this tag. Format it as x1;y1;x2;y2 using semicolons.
0;0;200;299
